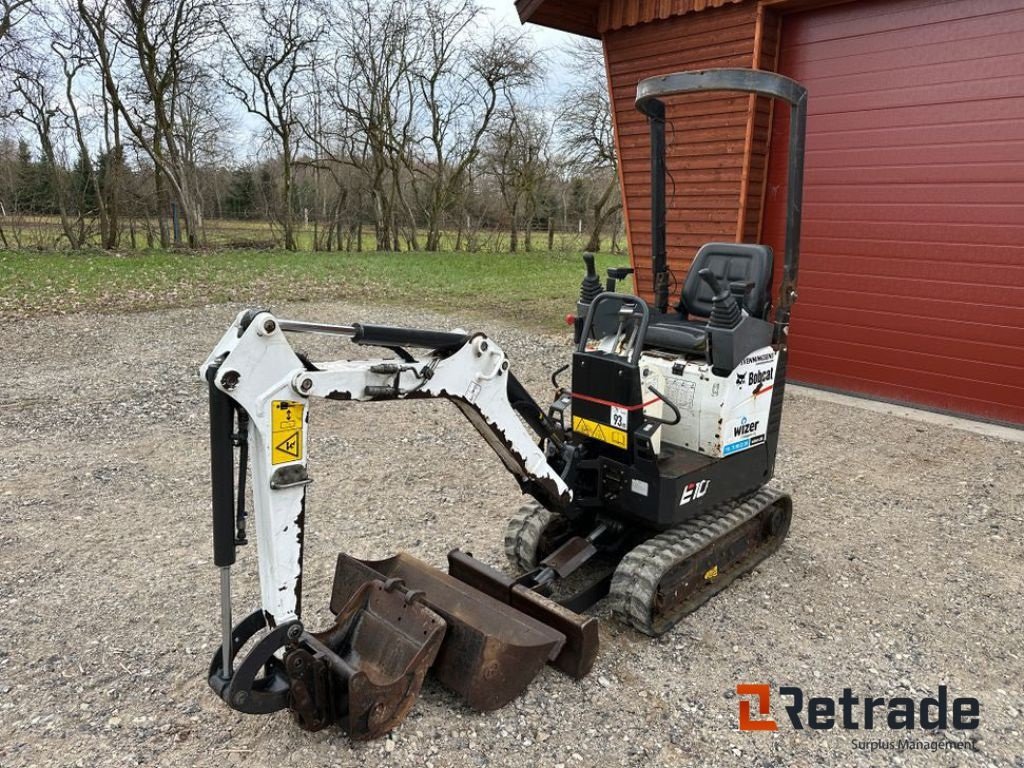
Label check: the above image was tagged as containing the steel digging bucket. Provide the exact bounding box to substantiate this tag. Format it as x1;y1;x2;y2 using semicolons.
446;549;599;680
285;578;446;739
330;552;567;711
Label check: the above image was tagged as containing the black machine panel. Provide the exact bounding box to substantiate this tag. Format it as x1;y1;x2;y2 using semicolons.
570;351;643;457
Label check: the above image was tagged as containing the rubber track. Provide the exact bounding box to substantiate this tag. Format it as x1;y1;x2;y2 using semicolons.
609;486;788;636
504;501;553;571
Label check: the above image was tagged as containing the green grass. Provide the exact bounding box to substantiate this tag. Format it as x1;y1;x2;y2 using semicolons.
0;249;633;330
4;215;618;255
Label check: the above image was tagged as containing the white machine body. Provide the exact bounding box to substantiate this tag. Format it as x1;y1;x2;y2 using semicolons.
640;346;779;458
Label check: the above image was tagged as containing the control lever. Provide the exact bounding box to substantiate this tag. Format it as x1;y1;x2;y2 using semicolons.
730;280;755;313
578;253;602;304
698;268;742;329
605;267;634;292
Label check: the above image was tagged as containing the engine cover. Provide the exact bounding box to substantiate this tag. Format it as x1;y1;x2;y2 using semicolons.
640;346;779;458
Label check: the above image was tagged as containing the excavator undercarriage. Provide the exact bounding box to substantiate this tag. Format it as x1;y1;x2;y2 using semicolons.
200;68;808;739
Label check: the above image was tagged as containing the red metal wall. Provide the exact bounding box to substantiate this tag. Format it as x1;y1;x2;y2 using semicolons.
762;0;1024;424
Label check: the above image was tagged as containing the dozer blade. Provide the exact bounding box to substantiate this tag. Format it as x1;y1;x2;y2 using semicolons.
286;578;446;739
447;549;599;680
331;553;566;711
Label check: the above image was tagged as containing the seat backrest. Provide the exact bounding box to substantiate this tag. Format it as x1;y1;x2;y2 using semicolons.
678;242;773;319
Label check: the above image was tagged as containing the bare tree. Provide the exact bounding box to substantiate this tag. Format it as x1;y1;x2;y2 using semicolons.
78;0;219;247
560;40;620;253
302;69;372;252
7;31;91;247
0;0;31;43
485;105;553;252
176;62;232;184
219;0;323;250
318;0;420;252
405;0;538;251
0;0;619;256
0;0;33;123
46;0;125;248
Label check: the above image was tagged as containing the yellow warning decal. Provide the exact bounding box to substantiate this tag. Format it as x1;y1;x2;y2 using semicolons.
271;400;304;465
573;415;628;449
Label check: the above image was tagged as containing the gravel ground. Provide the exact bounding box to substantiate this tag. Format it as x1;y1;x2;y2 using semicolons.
1;300;1022;768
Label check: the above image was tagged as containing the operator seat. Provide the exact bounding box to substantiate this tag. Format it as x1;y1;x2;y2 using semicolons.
644;242;773;356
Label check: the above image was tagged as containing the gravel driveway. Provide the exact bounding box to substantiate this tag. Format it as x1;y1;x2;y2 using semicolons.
1;300;1022;768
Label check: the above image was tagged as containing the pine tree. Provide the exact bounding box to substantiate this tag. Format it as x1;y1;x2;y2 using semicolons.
15;140;35;212
224;169;257;219
72;148;98;215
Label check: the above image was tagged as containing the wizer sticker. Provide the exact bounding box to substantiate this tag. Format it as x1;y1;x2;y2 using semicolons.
720;347;778;457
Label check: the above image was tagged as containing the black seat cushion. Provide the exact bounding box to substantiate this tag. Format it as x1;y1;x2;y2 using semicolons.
643;243;772;356
645;315;707;355
678;242;773;320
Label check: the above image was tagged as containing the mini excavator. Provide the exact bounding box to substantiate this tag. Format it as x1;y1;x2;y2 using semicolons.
201;69;807;738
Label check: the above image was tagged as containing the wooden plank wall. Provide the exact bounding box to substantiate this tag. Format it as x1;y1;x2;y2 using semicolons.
602;0;764;302
742;7;781;243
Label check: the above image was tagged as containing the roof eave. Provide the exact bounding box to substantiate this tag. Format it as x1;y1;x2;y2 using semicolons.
514;0;601;39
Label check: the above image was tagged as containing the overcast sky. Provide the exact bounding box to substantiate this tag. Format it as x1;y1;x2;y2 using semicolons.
483;1;580;96
485;1;577;50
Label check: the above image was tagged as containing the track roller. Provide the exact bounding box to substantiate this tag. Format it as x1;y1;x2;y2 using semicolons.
504;502;570;571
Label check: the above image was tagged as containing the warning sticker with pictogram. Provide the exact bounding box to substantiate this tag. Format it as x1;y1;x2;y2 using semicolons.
572;415;628;449
271;400;304;465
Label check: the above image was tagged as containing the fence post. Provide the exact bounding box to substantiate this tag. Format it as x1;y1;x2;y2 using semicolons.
171;202;181;245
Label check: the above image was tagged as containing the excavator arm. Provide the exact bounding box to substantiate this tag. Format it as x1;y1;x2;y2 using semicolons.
200;309;592;737
201;309;571;627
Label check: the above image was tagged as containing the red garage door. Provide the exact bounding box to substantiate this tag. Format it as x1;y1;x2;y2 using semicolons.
762;0;1024;425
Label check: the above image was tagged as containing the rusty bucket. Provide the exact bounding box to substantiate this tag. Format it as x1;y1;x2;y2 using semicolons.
446;549;599;680
331;552;568;711
285;578;446;739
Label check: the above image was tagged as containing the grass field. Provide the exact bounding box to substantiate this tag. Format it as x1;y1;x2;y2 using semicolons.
2;215;616;255
0;249;633;330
